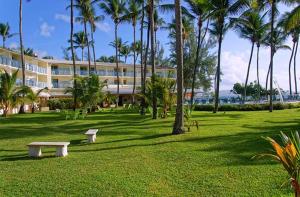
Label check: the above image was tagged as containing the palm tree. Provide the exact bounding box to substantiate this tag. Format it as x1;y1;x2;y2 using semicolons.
0;70;28;117
231;11;268;103
173;0;184;135
255;0;298;112
109;37;128;61
70;0;77;111
0;23;17;48
153;9;165;55
19;0;26;114
208;0;233;113
140;0;146;115
25;87;48;113
264;28;290;92
99;0;126;106
24;48;35;57
183;0;210;108
71;31;88;61
74;0;93;74
149;0;157;119
87;6;104;70
280;13;300;96
119;44;131;63
122;0;142;103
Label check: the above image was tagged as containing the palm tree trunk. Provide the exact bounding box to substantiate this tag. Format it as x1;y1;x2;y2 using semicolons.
213;23;223;113
132;23;136;104
140;1;145;115
191;17;202;108
84;22;91;75
294;39;299;95
19;0;25;114
257;44;261;101
70;0;77;111
81;48;84;61
3;37;5;48
289;41;296;96
90;25;97;71
173;0;184;135
243;42;255;104
115;23;120;107
269;1;276;112
143;20;150;107
150;0;157;119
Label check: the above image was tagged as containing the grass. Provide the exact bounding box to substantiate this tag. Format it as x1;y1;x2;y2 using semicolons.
0;109;299;196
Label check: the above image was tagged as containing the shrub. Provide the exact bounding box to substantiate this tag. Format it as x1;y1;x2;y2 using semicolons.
194;103;300;111
48;98;74;110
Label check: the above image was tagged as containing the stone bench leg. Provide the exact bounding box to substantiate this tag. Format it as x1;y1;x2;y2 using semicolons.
87;134;96;143
29;146;42;157
56;146;68;157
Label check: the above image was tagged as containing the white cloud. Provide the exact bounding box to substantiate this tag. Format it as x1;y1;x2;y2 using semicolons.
95;22;111;33
40;22;55;37
55;14;72;23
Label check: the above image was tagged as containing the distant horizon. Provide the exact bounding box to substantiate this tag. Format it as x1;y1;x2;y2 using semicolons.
0;0;298;91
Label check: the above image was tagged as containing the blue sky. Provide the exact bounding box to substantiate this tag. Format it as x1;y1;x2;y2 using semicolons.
0;0;297;91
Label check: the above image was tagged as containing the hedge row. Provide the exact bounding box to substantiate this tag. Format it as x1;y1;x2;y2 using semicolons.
194;103;300;111
48;98;74;110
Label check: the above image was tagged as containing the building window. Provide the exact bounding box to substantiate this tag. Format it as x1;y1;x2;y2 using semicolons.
123;80;127;85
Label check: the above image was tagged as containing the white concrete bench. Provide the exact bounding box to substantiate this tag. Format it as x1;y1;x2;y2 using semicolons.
27;142;70;157
85;129;99;143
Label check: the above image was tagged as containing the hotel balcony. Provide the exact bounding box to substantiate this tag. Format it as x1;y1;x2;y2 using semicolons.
16;79;48;88
0;55;47;74
52;81;73;89
51;69;72;76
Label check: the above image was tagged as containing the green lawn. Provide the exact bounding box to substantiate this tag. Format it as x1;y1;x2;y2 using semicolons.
0;109;299;196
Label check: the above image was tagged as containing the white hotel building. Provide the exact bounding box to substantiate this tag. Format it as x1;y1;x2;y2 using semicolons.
0;47;176;106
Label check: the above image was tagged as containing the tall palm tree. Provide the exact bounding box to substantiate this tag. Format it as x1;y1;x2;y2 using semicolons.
140;0;146;115
87;6;104;70
149;0;157;119
173;0;184;135
264;28;290;92
75;0;93;74
153;9;165;55
18;0;29;114
70;0;77;110
71;31;88;61
208;0;232;113
231;11;268;103
256;0;298;112
183;0;210;108
280;13;300;96
123;0;142;102
0;23;17;48
99;0;126;106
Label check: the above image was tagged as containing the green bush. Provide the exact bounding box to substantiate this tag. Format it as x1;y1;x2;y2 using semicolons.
48;98;74;110
194;103;300;111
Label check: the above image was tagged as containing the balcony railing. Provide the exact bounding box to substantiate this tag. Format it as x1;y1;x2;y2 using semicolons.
52;81;73;89
0;55;47;74
52;69;72;75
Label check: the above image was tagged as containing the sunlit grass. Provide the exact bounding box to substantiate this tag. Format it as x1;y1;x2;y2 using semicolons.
0;109;299;196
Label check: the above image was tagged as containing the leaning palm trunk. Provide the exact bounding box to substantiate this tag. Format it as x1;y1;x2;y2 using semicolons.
269;1;276;112
132;23;137;104
214;23;223;113
149;0;157;119
115;23;120;107
289;41;296;96
140;1;145;115
143;21;150;107
294;40;299;95
19;0;25;114
191;19;209;109
90;25;97;71
172;0;184;135
257;44;261;101
84;21;92;75
243;42;255;104
70;0;77;111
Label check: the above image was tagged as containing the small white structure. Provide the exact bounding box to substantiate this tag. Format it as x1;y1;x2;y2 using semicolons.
85;129;99;143
27;142;70;157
